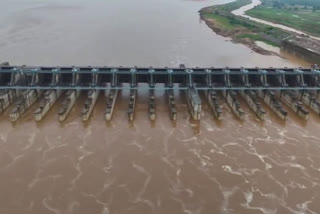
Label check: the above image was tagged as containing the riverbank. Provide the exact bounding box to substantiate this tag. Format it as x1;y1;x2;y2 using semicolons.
200;0;290;55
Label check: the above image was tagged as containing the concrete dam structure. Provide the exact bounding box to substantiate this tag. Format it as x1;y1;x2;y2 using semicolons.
281;36;320;65
0;63;320;122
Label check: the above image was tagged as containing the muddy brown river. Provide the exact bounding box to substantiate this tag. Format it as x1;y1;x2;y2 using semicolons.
0;0;320;214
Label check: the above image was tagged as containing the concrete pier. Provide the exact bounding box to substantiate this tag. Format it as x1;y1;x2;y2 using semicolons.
279;91;309;120
186;88;201;120
128;89;137;121
105;89;118;121
168;90;177;121
58;90;80;121
149;90;156;121
299;91;320;115
222;90;245;120
81;90;100;121
316;91;320;101
205;90;222;120
34;90;62;121
0;90;17;113
258;90;287;120
10;90;41;121
240;90;266;120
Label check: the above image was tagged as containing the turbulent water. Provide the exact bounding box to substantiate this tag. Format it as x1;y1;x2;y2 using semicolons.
0;0;320;214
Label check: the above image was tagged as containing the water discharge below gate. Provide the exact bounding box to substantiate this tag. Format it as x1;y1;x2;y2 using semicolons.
0;0;319;213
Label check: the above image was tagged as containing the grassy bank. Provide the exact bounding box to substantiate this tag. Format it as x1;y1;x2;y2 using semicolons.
200;0;289;54
215;0;251;12
236;33;278;47
247;0;320;37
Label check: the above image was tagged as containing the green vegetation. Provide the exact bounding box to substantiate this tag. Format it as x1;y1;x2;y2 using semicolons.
236;33;279;46
200;0;290;52
273;0;320;8
202;13;243;29
247;0;320;36
216;0;251;12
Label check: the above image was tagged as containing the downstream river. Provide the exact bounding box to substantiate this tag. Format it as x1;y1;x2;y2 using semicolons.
1;0;320;214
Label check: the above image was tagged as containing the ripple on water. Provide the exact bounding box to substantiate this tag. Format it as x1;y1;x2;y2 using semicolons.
0;93;320;214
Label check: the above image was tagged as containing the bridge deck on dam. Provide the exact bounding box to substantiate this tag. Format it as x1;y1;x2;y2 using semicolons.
0;64;320;90
1;64;320;123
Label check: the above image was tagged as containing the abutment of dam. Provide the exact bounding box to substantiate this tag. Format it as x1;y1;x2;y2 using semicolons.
281;36;320;65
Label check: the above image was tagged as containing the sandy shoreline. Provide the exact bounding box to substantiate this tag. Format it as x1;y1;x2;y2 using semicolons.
199;2;281;56
200;10;276;55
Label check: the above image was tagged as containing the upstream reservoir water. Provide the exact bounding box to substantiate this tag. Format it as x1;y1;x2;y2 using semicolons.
0;0;302;67
0;0;320;214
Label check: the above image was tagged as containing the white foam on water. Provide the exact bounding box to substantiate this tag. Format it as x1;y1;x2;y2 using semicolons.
296;199;318;214
22;132;37;150
222;165;243;176
171;195;202;214
103;156;114;174
42;197;61;214
102;207;110;214
64;121;79;128
1;153;24;170
241;190;278;214
221;187;239;214
244;191;253;204
176;168;181;176
202;120;214;132
102;178;115;192
127;139;144;152
180;136;197;143
0;130;9;142
240;168;262;176
81;192;111;214
265;163;272;170
222;142;239;148
69;135;94;190
131;162;155;212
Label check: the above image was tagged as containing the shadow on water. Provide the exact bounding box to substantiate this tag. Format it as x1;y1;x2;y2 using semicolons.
82;120;91;128
214;118;224;128
284;106;309;128
309;111;320;123
105;121;113;128
149;120;156;128
171;120;177;128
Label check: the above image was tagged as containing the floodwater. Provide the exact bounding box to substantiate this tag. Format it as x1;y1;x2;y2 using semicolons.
0;0;320;214
0;0;304;67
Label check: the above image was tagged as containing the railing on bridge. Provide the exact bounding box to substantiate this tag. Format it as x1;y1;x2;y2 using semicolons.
1;63;320;122
0;64;319;90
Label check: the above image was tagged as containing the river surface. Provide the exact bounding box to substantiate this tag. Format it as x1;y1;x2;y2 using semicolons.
1;0;320;214
0;0;305;67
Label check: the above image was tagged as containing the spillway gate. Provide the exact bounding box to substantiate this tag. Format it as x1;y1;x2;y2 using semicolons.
1;63;320;122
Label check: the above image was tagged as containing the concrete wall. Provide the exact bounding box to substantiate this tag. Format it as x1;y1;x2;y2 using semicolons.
281;40;320;65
